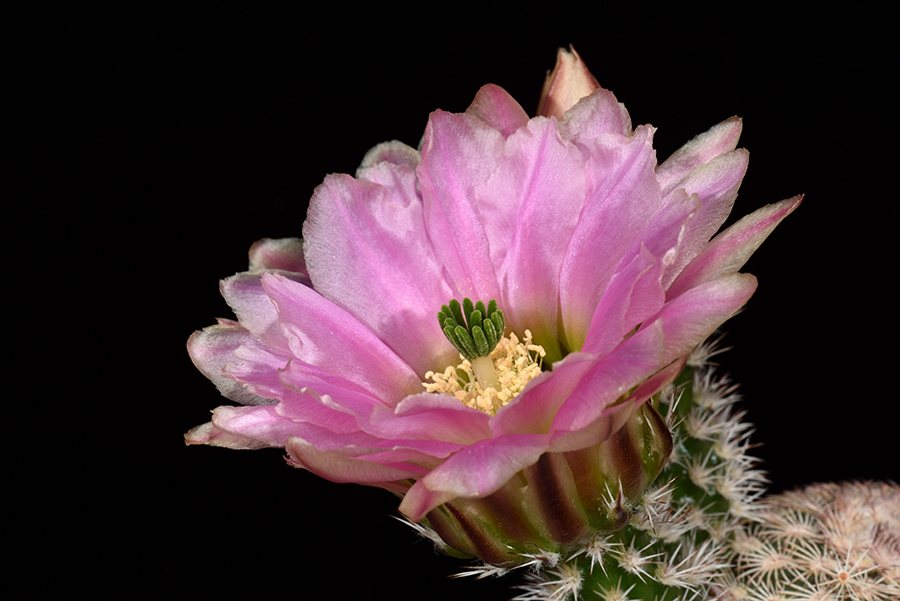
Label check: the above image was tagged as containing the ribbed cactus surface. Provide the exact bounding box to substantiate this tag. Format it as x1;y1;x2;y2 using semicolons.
511;341;767;600
418;399;674;568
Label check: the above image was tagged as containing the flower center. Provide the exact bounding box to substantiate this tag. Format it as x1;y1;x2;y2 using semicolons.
427;298;546;415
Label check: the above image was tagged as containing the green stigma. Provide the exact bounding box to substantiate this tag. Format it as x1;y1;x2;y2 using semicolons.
437;298;505;361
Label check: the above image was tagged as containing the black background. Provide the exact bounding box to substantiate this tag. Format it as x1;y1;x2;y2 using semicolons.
15;7;895;599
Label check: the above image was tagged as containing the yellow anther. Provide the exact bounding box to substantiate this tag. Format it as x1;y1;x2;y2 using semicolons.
423;330;546;415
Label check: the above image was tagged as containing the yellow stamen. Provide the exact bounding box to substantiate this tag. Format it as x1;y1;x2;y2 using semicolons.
423;330;546;415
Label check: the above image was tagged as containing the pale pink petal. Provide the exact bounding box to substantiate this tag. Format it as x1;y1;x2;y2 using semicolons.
368;393;492;445
656;117;743;196
357;140;421;171
281;421;384;450
276;379;464;459
617;189;700;290
418;110;504;301
551;319;666;433
187;323;282;406
581;246;665;358
548;398;637;453
549;355;683;452
476;117;586;361
219;272;292;350
185;405;293;449
559;126;662;351
209;404;299;448
286;437;427;484
272;384;369;436
398;433;552;521
248;238;310;283
557;87;632;147
667;196;802;299
654;273;759;364
277;360;385;421
490;352;597;436
184;421;273;450
465;84;530;138
345;445;451;470
261;272;421;404
222;340;297;402
301;169;457;378
659;150;750;288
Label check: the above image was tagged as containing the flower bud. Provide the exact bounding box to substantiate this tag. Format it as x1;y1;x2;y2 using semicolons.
537;46;601;118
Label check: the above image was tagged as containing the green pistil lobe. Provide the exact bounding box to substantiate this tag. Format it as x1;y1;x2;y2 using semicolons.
437;298;505;362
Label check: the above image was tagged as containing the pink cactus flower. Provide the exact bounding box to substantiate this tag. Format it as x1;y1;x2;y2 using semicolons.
185;48;799;549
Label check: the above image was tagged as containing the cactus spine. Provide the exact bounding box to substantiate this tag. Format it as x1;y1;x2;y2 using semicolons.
723;481;899;600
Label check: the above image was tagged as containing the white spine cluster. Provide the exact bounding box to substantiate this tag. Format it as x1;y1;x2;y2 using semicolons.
722;481;900;601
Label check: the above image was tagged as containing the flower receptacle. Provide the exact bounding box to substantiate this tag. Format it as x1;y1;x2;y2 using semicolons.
420;401;674;567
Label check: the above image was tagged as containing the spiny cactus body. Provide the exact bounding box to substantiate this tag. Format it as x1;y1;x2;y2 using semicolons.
723;481;899;601
511;340;766;600
408;340;899;600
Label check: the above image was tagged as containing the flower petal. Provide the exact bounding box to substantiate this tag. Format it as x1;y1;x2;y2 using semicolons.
655;273;759;364
476;117;586;361
219;272;296;350
656;116;743;196
667;196;802;299
248;238;311;283
184;420;273;450
581;245;665;358
659;150;750;288
490;352;597;436
302;168;457;377
208;404;313;448
548;397;637;453
368;393;492;446
261;272;421;403
418;109;505;301
278;359;385;418
187;322;283;406
465;84;530;139
559;125;662;351
273;383;370;436
551;319;667;433
557;87;632;146
286;437;426;484
399;433;552;521
538;46;601;119
357;140;421;171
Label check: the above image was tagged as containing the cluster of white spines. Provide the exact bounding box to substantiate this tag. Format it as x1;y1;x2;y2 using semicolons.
722;481;899;601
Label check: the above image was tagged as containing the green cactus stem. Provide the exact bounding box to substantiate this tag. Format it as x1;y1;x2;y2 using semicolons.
505;339;769;600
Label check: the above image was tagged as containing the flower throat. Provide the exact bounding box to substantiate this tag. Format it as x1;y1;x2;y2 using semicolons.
424;298;546;415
